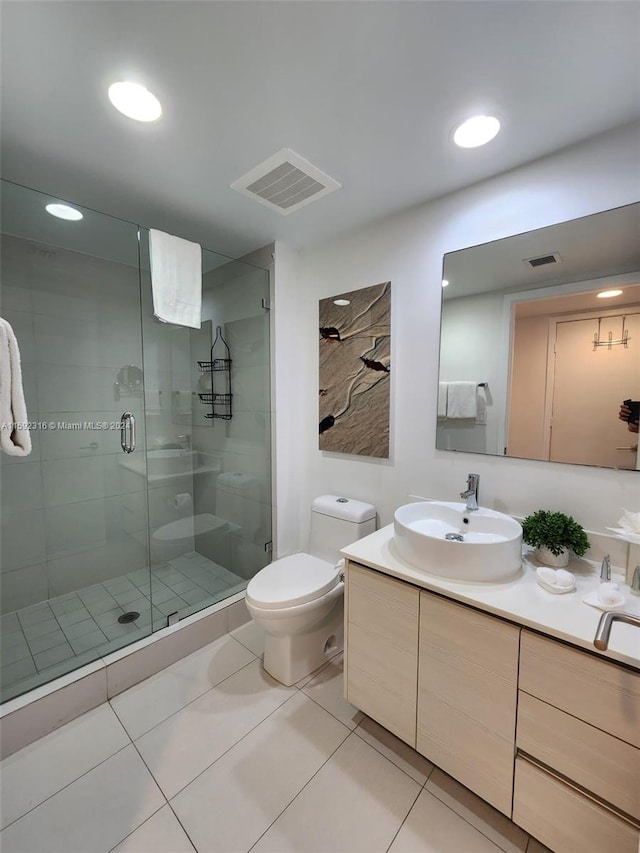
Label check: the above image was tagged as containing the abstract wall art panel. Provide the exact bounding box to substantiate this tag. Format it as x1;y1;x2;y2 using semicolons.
319;281;391;458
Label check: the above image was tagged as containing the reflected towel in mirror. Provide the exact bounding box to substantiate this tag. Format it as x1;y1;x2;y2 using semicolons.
446;381;478;418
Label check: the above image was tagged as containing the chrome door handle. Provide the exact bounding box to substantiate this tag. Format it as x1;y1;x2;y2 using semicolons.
120;412;136;453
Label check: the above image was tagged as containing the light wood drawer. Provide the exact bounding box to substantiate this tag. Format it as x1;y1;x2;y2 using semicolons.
417;592;519;816
517;691;640;820
519;631;640;748
513;756;640;853
345;563;419;745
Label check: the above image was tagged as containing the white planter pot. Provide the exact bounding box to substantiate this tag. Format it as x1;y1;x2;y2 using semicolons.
536;546;569;567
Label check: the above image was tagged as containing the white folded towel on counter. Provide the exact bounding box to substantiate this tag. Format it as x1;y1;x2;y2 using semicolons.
0;316;32;457
446;381;478;419
583;581;626;612
437;382;448;418
617;509;640;535
149;229;202;329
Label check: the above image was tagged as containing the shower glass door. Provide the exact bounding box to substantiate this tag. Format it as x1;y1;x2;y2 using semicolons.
0;181;153;703
137;231;272;623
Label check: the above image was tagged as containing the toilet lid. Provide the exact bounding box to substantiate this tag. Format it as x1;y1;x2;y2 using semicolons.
246;554;340;610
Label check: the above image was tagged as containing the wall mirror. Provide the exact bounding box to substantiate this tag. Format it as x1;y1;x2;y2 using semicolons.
436;202;640;470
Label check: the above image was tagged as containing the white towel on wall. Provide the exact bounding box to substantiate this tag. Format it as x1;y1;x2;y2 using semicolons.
149;229;202;329
447;381;478;419
437;382;448;418
0;317;32;456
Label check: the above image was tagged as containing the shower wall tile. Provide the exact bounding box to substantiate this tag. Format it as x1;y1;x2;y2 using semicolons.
42;457;105;506
38;412;134;461
0;283;33;314
45;500;107;558
33;314;99;367
0;460;44;512
1;509;46;572
98;318;144;370
36;365;103;412
0;564;48;614
232;364;270;413
30;285;99;324
227;410;270;446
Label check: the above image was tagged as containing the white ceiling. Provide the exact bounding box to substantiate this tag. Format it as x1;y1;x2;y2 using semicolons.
2;1;639;258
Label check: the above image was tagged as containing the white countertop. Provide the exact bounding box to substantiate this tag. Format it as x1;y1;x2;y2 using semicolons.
341;524;640;671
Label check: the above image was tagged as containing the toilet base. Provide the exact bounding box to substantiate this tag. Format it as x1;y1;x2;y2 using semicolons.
262;605;344;686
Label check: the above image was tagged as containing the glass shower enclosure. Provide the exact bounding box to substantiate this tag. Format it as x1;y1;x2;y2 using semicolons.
0;181;271;703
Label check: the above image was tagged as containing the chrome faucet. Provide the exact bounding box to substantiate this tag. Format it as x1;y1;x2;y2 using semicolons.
600;554;611;582
593;611;640;650
460;474;480;512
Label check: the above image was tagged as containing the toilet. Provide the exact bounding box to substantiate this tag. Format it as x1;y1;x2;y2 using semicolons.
245;495;376;686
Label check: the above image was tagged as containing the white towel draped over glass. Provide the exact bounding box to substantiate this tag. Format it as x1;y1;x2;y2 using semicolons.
149;229;202;329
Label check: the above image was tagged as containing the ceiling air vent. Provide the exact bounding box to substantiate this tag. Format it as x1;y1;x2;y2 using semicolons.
523;252;562;268
231;148;341;215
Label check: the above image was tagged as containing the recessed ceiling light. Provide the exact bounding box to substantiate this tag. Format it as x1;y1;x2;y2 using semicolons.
597;289;623;298
453;115;501;148
108;82;162;122
45;203;83;221
442;279;449;288
333;299;351;306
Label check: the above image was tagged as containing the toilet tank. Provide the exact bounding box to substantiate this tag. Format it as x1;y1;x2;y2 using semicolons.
308;495;376;563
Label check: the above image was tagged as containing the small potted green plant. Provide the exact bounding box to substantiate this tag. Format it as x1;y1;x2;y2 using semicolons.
522;510;590;567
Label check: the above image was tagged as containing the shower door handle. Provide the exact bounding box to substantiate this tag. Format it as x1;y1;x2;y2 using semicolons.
120;412;136;453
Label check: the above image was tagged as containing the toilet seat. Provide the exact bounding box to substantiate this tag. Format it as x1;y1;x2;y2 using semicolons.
246;553;339;610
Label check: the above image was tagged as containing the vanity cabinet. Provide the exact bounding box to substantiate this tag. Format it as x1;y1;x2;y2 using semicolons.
344;558;640;853
514;631;640;853
344;562;420;745
417;592;519;816
344;560;519;814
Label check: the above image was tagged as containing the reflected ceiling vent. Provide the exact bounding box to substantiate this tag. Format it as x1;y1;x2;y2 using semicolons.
231;148;341;215
523;252;562;268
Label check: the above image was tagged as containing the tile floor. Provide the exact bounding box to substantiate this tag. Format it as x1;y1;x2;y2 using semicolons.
0;620;552;853
0;552;246;703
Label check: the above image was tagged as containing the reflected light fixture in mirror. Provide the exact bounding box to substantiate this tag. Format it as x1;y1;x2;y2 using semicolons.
598;289;623;298
436;202;640;471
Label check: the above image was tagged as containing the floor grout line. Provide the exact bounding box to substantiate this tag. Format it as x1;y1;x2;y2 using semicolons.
244;721;354;853
0;740;132;833
115;650;259;744
384;784;423;853
164;688;303;803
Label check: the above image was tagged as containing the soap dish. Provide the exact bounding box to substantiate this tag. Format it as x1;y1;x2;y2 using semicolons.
536;566;576;595
537;576;576;595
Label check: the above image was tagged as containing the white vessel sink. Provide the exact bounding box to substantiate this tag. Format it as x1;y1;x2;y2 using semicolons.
146;449;196;476
393;501;523;582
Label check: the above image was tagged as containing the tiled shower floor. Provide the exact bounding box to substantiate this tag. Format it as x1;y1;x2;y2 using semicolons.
0;553;246;702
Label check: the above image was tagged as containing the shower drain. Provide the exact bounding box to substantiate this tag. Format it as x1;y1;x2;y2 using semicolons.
118;611;140;624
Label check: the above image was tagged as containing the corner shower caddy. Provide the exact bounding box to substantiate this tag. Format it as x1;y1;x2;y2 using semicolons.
198;325;232;420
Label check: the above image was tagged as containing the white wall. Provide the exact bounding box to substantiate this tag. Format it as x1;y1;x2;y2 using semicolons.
274;122;640;554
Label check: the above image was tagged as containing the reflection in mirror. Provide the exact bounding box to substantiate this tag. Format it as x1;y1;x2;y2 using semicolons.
436;203;640;471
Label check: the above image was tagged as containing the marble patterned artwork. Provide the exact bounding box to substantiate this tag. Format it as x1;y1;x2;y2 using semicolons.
319;281;390;458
